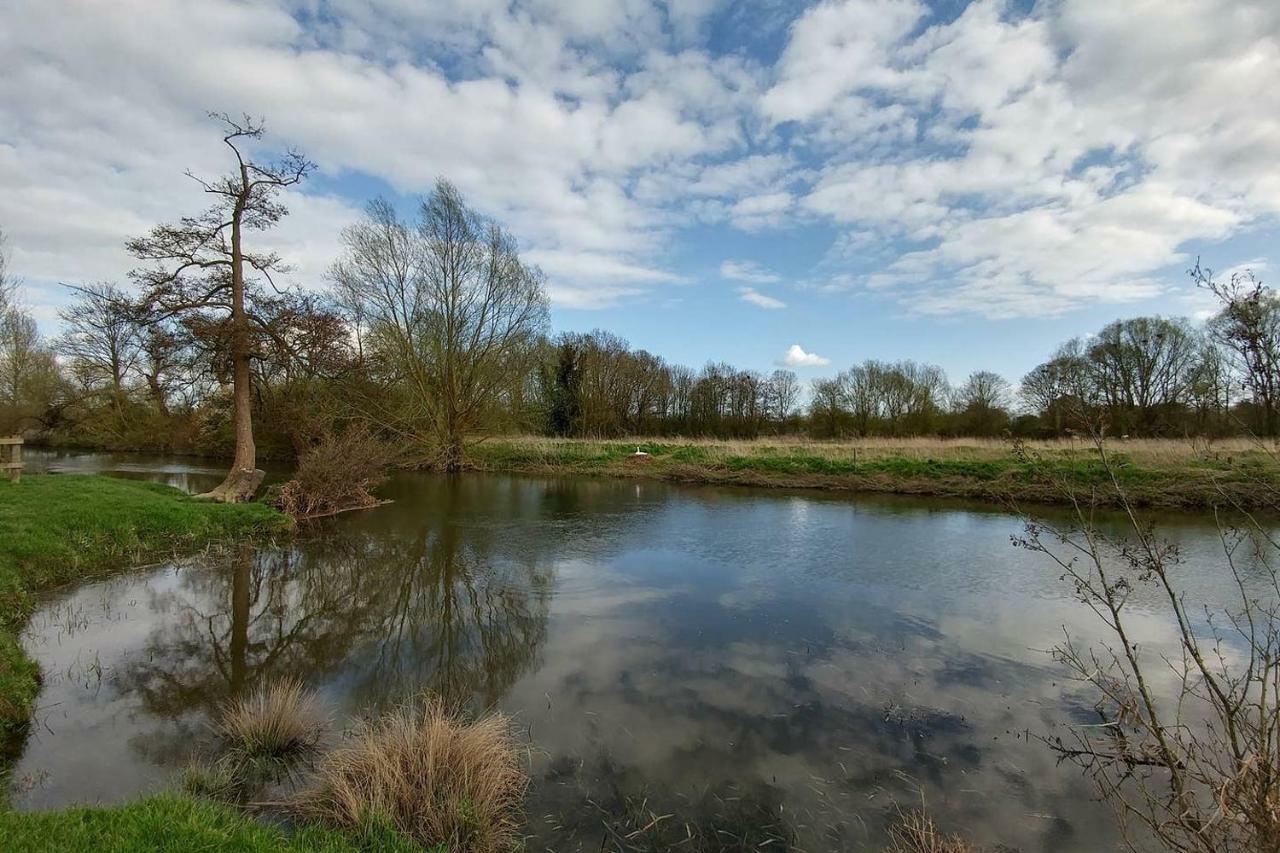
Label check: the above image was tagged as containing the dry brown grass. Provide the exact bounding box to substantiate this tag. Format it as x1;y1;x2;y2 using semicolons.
886;810;978;853
218;678;327;761
297;699;527;853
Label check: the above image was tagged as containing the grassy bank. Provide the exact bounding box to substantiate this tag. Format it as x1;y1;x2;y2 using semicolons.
0;794;426;852
0;475;292;740
470;436;1280;510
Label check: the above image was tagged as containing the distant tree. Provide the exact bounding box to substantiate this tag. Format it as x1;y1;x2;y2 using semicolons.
808;376;847;438
1193;261;1280;436
765;369;800;429
332;184;549;469
57;282;143;414
954;370;1012;435
127;113;313;501
1086;316;1200;434
0;227;14;320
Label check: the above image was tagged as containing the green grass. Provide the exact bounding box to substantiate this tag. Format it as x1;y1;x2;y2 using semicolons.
469;436;1280;510
0;794;431;852
0;475;292;736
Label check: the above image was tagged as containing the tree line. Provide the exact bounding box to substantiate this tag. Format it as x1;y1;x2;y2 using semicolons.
2;114;1278;497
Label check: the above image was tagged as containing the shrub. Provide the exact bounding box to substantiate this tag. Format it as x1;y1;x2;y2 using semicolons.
298;700;527;853
217;678;326;762
886;811;977;853
273;427;391;519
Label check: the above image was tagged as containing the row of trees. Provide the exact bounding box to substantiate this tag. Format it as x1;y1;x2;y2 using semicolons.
4;114;1280;501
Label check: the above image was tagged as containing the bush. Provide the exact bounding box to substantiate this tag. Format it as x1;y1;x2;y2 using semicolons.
297;700;526;853
273;427;391;519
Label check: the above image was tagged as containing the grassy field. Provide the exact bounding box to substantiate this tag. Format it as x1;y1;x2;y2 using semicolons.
0;475;292;742
470;435;1280;510
0;794;427;852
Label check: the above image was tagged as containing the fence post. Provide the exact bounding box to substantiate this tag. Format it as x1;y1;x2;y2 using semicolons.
1;437;21;484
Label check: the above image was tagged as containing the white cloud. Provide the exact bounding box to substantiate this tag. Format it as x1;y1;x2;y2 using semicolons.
3;0;1280;328
738;287;786;309
779;344;829;367
719;259;781;284
777;0;1280;318
0;0;765;321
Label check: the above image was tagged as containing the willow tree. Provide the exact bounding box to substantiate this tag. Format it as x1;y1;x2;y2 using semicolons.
331;182;549;470
128;114;313;501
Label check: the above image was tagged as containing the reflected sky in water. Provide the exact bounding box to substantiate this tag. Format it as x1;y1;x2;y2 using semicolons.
10;460;1264;851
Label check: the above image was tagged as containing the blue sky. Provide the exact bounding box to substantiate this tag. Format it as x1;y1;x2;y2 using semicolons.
2;0;1277;385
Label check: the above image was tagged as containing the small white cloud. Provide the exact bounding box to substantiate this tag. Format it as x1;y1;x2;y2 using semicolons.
779;343;829;367
720;259;781;284
739;286;786;309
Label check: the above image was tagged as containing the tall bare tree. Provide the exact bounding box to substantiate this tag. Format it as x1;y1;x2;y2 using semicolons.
332;183;549;469
1194;261;1280;437
128;113;313;501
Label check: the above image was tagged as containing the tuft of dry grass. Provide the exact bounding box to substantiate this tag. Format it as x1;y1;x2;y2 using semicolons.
297;699;527;853
886;811;978;853
217;678;327;762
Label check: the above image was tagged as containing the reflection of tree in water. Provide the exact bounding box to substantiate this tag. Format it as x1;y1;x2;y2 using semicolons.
351;514;552;711
116;495;551;762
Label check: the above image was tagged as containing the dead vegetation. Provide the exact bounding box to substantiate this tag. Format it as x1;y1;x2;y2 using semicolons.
885;811;977;853
297;699;527;853
217;677;327;762
272;427;391;519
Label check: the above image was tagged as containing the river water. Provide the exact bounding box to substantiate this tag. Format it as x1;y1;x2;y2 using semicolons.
9;451;1266;851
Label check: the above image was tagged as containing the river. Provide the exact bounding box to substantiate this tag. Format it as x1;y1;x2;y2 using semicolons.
9;450;1265;851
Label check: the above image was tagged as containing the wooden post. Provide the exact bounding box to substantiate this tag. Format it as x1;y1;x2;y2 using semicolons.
1;436;22;484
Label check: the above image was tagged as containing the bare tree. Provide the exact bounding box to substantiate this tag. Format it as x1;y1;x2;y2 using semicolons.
1017;437;1280;852
332;183;549;469
1194;261;1280;437
0;226;14;320
56;282;143;413
128;113;313;501
954;370;1012;435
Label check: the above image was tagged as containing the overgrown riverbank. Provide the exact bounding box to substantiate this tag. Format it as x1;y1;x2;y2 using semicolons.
0;475;291;746
470;436;1280;511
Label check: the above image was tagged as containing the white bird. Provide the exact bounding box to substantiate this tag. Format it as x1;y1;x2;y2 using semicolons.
632;446;650;457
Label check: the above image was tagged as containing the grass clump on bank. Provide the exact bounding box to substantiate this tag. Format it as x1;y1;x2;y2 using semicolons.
0;475;292;736
469;435;1280;510
0;793;426;852
299;700;527;853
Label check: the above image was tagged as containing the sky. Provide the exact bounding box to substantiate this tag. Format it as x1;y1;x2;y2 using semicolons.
2;0;1278;384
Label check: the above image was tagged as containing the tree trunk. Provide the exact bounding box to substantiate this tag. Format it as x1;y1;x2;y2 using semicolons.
201;192;262;503
228;544;251;696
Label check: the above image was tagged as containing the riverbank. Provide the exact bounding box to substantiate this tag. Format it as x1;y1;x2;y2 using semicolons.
0;794;425;852
470;436;1280;511
0;475;292;742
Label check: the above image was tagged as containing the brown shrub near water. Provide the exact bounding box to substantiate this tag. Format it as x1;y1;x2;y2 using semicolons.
273;427;391;519
217;678;326;761
886;811;977;853
298;700;527;853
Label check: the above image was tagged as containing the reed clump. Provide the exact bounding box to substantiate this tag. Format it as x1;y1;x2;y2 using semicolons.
297;700;526;853
886;810;977;853
217;678;326;762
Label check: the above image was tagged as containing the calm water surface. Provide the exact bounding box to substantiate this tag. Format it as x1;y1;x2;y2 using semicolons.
10;452;1262;851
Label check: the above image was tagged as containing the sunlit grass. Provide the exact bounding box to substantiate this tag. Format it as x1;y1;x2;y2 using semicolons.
0;793;427;852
